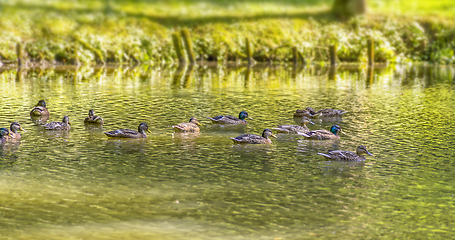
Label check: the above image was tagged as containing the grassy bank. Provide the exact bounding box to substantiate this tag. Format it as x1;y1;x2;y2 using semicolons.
0;0;454;65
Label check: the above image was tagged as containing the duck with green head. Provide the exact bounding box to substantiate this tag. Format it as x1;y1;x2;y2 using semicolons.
297;125;345;140
172;117;202;132
44;116;71;131
318;145;373;161
231;129;277;144
0;128;13;143
207;111;252;125
104;123;151;138
5;122;26;141
272;117;314;134
84;109;104;125
30;100;50;117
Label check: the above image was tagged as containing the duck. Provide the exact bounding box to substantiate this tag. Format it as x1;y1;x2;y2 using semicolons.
231;129;277;144
5;122;26;140
30;100;50;117
207;111;252;124
318;145;373;161
0;128;13;143
104;123;151;138
295;107;347;118
172;117;202;132
44;116;71;130
272;117;314;134
297;125;344;140
293;108;322;118
84;109;104;125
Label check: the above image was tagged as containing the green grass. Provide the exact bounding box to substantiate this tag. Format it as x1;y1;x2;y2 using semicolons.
0;0;454;65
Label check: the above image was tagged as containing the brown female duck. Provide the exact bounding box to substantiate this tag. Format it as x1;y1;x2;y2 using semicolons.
104;123;151;138
30;100;50;117
84;109;104;125
172;117;202;132
5;122;26;140
44;116;71;131
231;129;277;144
318;145;373;161
272;117;314;134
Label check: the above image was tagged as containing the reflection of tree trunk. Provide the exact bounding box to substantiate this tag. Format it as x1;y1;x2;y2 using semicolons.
328;66;337;80
333;0;367;19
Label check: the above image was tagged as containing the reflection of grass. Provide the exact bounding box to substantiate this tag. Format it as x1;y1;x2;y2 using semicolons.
0;0;454;65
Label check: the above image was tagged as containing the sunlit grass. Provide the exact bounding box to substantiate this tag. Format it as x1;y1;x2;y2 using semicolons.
0;0;454;64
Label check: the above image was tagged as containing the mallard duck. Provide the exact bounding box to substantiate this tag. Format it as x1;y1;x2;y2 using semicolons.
172;117;202;132
30;100;50;117
318;145;372;161
0;128;13;143
44;116;71;130
297;125;344;140
231;129;277;144
207;111;252;124
5;122;26;140
272;117;314;134
295;107;347;118
104;123;151;138
84;109;104;125
293;109;322;118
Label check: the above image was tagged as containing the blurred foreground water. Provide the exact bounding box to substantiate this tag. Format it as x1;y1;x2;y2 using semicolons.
0;64;455;239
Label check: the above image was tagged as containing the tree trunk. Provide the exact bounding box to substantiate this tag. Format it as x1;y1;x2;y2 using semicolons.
332;0;367;19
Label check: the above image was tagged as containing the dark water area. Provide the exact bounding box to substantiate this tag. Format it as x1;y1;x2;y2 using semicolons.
0;64;455;239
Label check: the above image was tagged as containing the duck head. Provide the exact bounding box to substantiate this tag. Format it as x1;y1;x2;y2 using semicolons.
36;100;47;108
138;123;152;133
262;129;277;139
189;117;202;126
356;145;373;156
239;111;253;120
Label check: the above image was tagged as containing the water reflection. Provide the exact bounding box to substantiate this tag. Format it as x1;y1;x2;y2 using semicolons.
0;64;454;239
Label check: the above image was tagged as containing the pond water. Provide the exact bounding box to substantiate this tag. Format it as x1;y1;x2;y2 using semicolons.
0;64;455;239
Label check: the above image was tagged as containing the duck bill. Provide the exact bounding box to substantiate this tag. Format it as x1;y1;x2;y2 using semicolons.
340;130;346;135
248;117;253;120
147;129;152;133
271;134;278;139
197;123;202;126
68;122;72;125
8;132;13;138
308;119;315;125
366;151;373;156
20;127;27;132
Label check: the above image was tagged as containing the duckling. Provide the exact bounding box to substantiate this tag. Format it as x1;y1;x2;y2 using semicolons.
30;100;50;117
104;123;151;138
44;116;71;131
5;122;26;140
272;117;314;134
231;129;277;144
84;109;104;125
318;145;372;161
207;111;252;125
0;128;13;143
305;107;347;117
297;125;344;140
172;117;202;132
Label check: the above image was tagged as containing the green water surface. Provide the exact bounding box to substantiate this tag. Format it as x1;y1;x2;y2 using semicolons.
0;64;455;239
